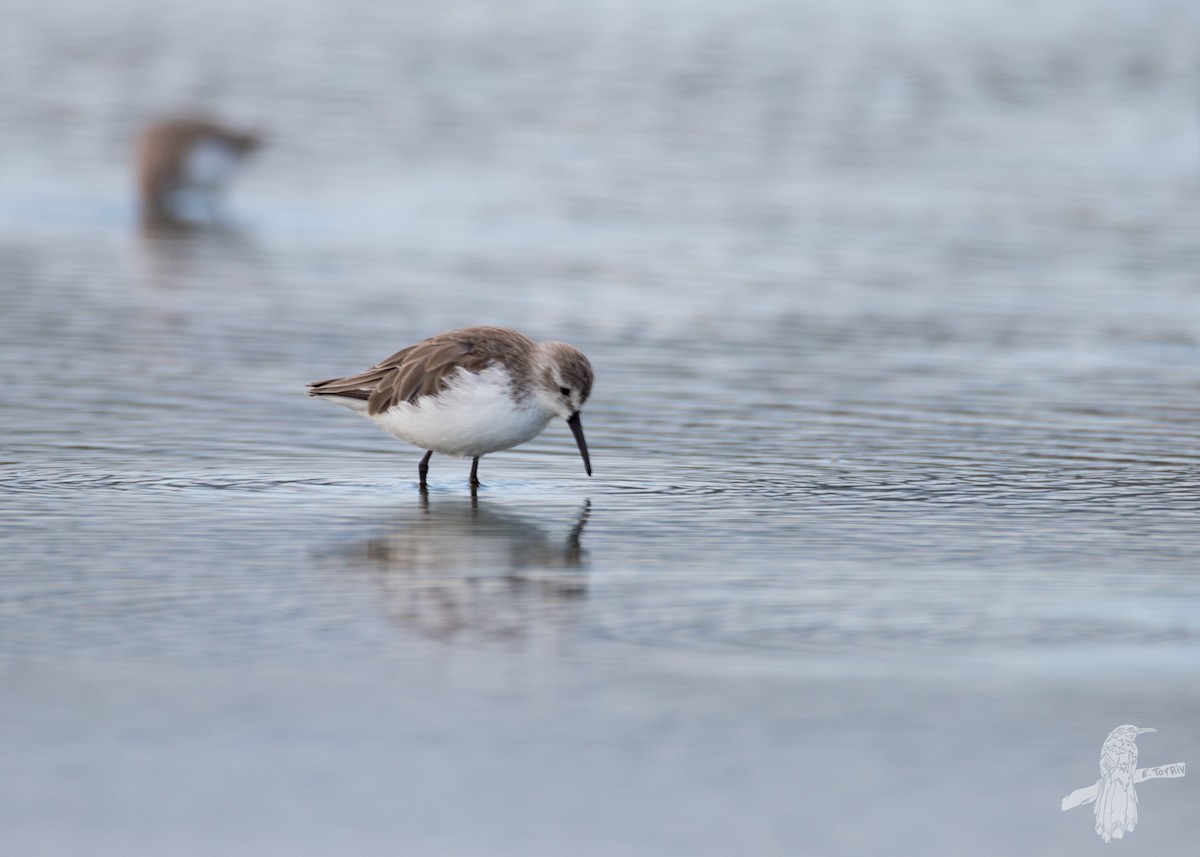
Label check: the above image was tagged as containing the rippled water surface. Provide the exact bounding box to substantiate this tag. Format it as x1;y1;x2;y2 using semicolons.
2;0;1199;853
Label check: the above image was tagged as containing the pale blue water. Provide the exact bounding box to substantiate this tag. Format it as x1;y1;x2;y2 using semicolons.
2;0;1199;853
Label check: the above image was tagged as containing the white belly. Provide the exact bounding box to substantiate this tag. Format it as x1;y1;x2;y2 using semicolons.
368;366;553;458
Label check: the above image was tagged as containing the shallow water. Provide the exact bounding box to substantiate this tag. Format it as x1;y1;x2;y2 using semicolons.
2;0;1199;853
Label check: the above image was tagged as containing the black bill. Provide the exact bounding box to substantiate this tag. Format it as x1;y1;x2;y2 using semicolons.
567;411;592;476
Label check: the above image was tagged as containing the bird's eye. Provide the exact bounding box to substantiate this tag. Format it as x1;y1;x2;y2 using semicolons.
559;386;571;397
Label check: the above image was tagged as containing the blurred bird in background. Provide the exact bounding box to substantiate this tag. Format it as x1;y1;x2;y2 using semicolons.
1094;725;1155;842
135;116;261;227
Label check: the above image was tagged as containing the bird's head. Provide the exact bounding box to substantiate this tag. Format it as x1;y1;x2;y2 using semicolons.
1109;724;1156;740
536;342;594;476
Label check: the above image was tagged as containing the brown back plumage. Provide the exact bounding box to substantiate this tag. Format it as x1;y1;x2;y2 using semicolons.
307;326;539;416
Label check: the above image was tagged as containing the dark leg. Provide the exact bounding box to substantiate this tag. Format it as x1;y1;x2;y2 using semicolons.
469;456;481;489
418;450;432;491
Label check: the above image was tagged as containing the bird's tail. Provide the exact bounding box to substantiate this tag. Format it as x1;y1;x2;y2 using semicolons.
1094;779;1138;842
306;379;372;413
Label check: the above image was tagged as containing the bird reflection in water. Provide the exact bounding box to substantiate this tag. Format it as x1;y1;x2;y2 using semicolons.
347;499;591;642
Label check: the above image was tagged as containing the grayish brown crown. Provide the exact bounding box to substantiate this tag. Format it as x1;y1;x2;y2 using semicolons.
540;342;593;405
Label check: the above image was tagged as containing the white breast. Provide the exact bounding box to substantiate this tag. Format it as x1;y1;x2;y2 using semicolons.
368;366;553;458
183;139;244;190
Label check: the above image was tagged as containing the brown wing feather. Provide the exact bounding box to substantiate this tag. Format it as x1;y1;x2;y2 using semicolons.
307;326;537;416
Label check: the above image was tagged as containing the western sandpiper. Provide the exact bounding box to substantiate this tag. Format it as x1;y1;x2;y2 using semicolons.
135;117;261;226
307;326;594;490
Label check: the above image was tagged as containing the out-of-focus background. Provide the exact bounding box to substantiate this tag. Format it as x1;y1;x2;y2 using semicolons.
2;0;1199;854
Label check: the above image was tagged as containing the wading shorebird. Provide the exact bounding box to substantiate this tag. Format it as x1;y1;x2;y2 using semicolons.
307;326;593;491
135;116;261;225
